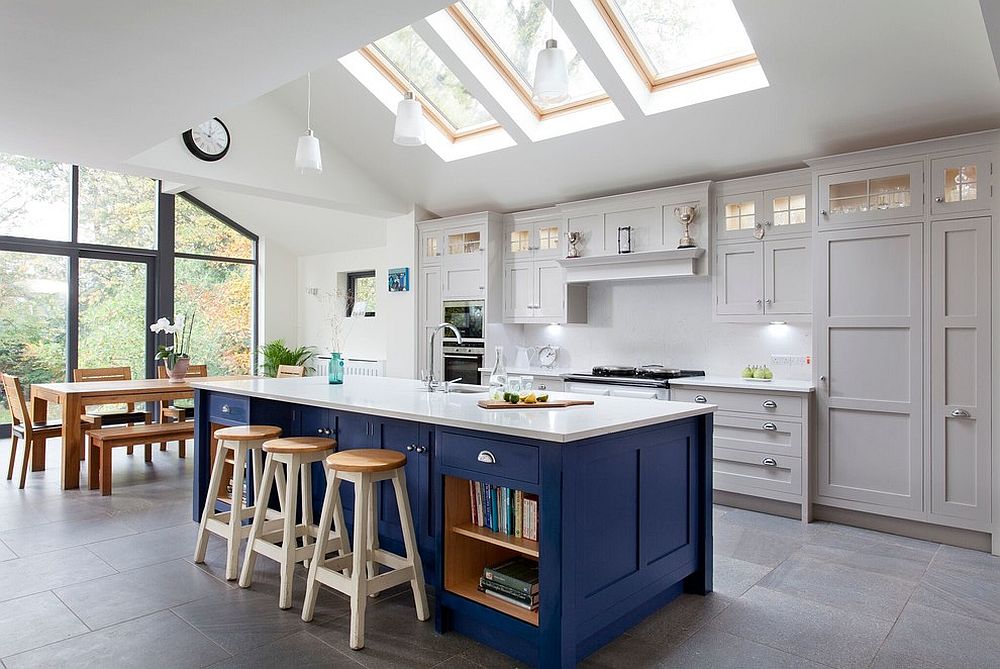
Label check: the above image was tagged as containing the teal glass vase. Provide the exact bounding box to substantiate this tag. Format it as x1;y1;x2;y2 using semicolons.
328;352;344;384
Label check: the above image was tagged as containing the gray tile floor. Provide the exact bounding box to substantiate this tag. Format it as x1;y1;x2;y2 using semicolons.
1;439;999;668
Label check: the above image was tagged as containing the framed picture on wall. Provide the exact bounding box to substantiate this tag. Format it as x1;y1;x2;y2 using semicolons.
388;267;409;292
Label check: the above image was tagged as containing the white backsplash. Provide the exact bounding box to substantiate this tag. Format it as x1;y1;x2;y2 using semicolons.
500;277;813;382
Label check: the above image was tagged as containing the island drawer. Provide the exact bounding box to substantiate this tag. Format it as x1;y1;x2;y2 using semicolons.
439;431;538;485
672;387;802;418
713;415;802;457
713;447;801;496
208;393;249;424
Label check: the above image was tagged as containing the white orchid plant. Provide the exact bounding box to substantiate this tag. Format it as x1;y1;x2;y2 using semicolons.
150;313;195;368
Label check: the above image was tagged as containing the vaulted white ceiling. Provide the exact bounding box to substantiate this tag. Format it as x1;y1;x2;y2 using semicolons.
2;0;999;224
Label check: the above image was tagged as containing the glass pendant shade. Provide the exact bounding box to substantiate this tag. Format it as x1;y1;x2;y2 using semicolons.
294;129;323;173
393;92;426;146
532;39;569;104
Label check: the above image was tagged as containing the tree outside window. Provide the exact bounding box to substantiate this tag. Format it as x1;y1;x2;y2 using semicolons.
346;271;377;317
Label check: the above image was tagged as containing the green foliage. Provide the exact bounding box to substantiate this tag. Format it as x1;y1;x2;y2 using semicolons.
258;340;314;378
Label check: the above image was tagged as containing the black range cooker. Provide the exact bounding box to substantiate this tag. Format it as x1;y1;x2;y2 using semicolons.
563;365;705;399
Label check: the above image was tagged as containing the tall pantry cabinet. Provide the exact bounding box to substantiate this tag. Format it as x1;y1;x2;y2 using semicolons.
810;133;996;543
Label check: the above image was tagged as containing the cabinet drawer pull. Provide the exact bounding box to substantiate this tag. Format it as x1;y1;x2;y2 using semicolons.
694;395;707;403
537;384;547;390
950;409;971;418
477;450;496;464
221;405;230;414
762;400;777;409
762;422;778;431
762;457;778;467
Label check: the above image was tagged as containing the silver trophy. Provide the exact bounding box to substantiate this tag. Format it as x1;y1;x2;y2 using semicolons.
566;231;583;258
674;205;698;249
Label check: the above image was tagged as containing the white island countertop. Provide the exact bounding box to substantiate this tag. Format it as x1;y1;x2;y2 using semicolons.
189;376;716;443
670;376;815;393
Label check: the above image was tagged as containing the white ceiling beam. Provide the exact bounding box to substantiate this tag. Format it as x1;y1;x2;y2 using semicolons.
981;0;1000;82
159;181;189;195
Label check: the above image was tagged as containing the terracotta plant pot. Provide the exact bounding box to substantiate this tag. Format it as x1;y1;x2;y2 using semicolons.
166;357;190;383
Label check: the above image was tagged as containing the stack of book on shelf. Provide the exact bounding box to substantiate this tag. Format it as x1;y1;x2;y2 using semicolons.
468;481;539;540
479;557;539;611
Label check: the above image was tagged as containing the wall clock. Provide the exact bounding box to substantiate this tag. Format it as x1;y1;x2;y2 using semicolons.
182;117;230;162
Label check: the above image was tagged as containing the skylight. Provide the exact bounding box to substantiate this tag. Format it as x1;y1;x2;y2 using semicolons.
449;0;609;117
366;25;499;139
595;0;757;89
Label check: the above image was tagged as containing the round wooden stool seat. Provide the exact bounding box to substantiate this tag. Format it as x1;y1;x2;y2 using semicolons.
214;425;282;442
263;437;336;454
325;448;405;473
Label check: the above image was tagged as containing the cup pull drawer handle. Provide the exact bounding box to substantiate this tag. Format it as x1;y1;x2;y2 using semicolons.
762;422;778;431
221;405;231;414
477;450;496;464
950;409;971;418
694;395;707;403
762;400;777;409
762;457;778;467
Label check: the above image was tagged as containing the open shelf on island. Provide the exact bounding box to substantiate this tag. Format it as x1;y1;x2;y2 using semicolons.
443;476;540;627
451;523;540;558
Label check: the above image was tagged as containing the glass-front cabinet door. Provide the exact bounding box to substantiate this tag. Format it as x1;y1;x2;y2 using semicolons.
531;218;563;260
444;226;483;258
717;192;765;241
506;221;533;262
763;186;811;237
818;162;923;227
419;227;443;265
931;152;992;216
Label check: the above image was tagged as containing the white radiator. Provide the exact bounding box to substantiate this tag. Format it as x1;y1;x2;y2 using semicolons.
343;358;386;377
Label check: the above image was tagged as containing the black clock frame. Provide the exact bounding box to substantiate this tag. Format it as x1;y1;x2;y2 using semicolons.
182;117;230;162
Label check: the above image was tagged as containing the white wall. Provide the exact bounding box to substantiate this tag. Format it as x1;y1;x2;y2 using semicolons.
296;210;418;378
258;238;298;347
510;277;813;381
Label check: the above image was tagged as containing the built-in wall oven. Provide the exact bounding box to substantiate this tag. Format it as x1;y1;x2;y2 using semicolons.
442;300;484;345
443;345;484;384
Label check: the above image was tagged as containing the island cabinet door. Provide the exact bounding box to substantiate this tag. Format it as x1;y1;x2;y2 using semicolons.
375;419;431;556
333;412;375;518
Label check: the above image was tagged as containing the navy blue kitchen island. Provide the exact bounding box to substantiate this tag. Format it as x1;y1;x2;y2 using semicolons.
190;376;715;668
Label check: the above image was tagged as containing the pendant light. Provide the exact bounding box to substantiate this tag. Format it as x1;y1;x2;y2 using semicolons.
393;30;426;146
532;0;569;104
294;72;323;174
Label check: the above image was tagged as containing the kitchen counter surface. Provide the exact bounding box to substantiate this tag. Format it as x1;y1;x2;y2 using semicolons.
670;376;815;393
190;375;715;443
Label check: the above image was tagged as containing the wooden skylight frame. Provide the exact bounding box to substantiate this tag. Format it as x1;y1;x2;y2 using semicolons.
592;0;759;92
359;45;502;143
446;3;610;121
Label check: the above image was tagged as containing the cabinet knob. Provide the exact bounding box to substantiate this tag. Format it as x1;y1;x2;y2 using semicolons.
764;220;772;227
406;445;415;452
317;428;323;435
694;395;707;403
477;450;496;464
819;375;827;382
765;298;772;305
762;400;777;409
756;299;763;306
221;405;230;414
949;408;971;418
762;422;778;431
820;210;828;216
415;446;427;454
762;457;778;467
935;196;944;203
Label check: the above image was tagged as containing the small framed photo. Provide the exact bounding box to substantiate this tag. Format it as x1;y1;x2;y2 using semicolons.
388;267;410;292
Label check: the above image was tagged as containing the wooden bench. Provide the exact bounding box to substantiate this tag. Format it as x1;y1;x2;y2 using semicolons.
87;422;196;495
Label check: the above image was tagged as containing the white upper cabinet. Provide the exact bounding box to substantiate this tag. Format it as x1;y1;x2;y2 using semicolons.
419;227;443;266
504;212;563;263
715;239;810;319
717;185;810;241
818;162;924;227
764;238;812;315
715;242;764;315
930;152;992;216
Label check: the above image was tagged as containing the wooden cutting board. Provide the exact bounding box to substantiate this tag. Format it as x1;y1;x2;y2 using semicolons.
477;399;595;409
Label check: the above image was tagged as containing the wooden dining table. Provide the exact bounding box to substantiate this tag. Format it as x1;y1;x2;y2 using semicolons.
30;375;253;490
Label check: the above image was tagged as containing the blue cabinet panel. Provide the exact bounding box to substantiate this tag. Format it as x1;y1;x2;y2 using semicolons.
640;435;695;570
208;393;248;424
439;431;539;484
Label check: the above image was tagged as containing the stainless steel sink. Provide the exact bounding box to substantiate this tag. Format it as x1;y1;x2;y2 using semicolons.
444;384;488;394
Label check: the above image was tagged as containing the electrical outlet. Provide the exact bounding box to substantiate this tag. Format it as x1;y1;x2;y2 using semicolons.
771;354;811;366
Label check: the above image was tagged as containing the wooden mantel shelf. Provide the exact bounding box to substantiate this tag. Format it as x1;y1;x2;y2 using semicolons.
556;247;705;283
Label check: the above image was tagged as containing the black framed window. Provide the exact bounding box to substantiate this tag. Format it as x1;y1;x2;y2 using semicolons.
0;151;258;436
346;271;377;317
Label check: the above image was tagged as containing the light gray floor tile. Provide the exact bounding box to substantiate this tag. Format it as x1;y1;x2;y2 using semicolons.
712;554;772;597
0;515;136;556
3;609;230;669
0;591;89;658
794;540;934;581
86;522;198;571
657;628;830;669
880;602;1000;669
0;546;117;602
756;553;916;621
209;630;361;668
708;585;892;668
869;647;946;669
54;558;232;629
579;634;673;669
0;540;15;562
627;592;733;649
928;543;1000;580
713;523;804;568
911;562;1000;624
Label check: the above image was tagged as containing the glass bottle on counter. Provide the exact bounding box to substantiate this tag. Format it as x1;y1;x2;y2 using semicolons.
488;346;507;400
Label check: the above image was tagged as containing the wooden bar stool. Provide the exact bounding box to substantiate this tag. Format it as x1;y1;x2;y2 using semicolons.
301;449;429;650
239;436;346;609
194;425;283;580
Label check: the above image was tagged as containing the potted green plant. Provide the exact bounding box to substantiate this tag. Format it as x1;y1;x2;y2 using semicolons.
258;340;315;377
150;313;195;382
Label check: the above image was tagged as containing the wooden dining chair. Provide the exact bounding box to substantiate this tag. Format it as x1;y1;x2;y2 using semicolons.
1;373;68;488
156;363;208;457
73;367;152;458
276;365;307;378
